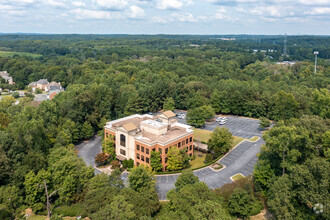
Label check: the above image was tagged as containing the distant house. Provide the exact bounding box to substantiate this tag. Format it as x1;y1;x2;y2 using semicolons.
29;79;63;92
29;79;49;92
0;71;14;84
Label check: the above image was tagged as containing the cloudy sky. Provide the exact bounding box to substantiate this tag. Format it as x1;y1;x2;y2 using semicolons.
1;0;330;34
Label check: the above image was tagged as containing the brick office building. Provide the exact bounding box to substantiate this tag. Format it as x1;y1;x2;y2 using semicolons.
104;111;194;171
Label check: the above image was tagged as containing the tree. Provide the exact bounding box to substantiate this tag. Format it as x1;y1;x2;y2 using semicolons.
150;151;163;171
259;117;271;129
111;160;121;170
208;127;233;157
187;108;205;127
128;165;155;193
272;90;299;121
95;152;110;166
175;170;199;191
92;195;136;220
167;146;183;171
187;105;215;127
190;200;232;220
228;188;256;218
0;185;22;216
81;121;94;139
24;169;51;212
163;97;175;111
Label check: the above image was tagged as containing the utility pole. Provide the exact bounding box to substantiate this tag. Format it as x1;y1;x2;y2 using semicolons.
314;51;319;74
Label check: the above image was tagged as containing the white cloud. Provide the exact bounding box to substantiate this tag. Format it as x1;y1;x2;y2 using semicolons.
72;1;86;7
307;7;330;15
71;8;119;19
157;0;183;10
93;0;128;11
152;12;199;23
128;5;145;18
215;7;235;21
44;0;66;8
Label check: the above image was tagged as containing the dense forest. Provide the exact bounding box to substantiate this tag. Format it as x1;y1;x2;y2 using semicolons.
0;35;329;219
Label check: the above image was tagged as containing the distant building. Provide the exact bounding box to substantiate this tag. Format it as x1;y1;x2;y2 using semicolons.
29;79;64;92
104;111;194;171
0;71;14;84
276;61;297;66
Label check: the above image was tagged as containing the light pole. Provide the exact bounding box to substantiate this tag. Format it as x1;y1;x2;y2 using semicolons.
314;51;319;74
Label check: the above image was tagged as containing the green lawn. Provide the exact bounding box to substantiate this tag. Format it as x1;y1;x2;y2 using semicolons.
231;173;245;181
0;51;42;58
249;136;260;142
194;129;245;147
189;151;206;169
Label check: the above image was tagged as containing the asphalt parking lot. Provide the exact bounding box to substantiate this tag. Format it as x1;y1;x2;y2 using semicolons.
174;110;262;139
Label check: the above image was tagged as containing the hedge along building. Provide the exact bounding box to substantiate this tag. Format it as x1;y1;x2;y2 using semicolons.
104;111;194;171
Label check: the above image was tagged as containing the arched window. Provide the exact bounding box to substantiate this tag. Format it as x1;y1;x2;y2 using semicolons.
120;134;126;147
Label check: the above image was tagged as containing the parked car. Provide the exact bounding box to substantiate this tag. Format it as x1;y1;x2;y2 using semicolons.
219;120;226;125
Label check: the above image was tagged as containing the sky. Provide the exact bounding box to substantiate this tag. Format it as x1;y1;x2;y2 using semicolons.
0;0;330;35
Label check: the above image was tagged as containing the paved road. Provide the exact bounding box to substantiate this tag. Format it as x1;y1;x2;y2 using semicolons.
76;136;102;175
76;114;264;200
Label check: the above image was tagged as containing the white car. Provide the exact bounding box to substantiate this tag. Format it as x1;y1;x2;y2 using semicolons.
218;120;226;125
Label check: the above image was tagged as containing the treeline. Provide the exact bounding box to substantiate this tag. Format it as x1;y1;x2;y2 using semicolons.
254;115;329;219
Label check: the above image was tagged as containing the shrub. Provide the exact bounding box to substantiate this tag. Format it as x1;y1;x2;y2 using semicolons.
205;153;214;163
111;160;121;170
122;159;129;169
94;152;110;166
12;92;19;98
127;158;134;168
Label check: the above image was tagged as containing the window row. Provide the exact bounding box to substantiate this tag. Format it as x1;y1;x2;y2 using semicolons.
136;153;150;163
136;145;150;154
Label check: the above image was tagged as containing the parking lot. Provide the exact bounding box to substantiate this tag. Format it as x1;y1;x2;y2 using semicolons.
174;110;262;139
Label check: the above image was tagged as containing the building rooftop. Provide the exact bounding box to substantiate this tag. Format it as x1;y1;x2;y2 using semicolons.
138;125;190;144
105;111;193;146
123;122;138;132
161;110;176;118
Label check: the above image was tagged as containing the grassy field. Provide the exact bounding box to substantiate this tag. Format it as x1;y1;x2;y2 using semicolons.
231;173;245;181
0;51;42;58
193;129;245;147
190;151;206;169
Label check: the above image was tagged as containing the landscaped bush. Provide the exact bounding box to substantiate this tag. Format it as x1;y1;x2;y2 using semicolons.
94;152;110;166
205;153;214;163
111;160;121;170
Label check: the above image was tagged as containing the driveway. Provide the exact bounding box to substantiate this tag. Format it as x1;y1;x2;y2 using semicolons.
76;135;102;175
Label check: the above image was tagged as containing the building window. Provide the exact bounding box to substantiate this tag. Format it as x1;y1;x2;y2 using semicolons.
178;142;181;148
182;140;185;146
186;138;188;144
120;149;126;156
137;153;140;159
165;148;168;154
189;145;192;151
152;148;156;151
141;146;144;153
141;155;145;162
120;134;126;147
159;148;162;154
165;157;168;163
137;145;140;151
146;157;149;163
137;162;140;166
146;148;149;155
190;137;192;142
